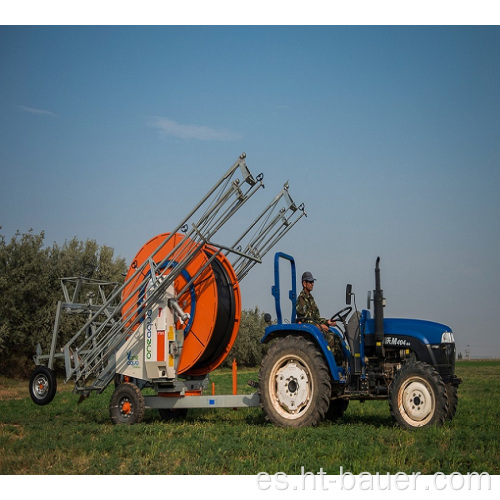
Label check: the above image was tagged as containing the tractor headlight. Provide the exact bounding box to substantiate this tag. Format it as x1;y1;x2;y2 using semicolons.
441;331;455;343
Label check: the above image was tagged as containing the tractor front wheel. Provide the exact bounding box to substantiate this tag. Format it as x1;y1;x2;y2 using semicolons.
445;383;458;421
110;382;145;425
389;361;448;429
258;335;331;427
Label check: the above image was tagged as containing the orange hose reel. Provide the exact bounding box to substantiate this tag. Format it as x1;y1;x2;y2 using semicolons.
122;233;241;376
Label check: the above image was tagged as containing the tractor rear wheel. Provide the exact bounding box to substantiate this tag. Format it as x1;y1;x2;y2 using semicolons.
258;335;331;427
29;366;57;406
389;361;448;429
110;382;145;425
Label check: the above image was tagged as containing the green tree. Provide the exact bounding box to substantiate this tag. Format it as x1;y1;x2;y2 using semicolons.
223;307;268;368
0;229;126;376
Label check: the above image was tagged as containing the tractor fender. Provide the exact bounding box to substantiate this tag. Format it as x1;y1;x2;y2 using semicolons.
261;323;342;381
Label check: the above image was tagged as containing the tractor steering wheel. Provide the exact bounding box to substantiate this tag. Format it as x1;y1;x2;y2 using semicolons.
330;306;353;324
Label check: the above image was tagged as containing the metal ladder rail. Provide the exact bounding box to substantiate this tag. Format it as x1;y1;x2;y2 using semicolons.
62;154;261;385
228;183;305;280
258;207;307;258
242;204;304;264
182;154;256;239
231;184;289;246
227;185;289;272
202;176;264;242
236;208;307;282
37;277;119;374
234;203;307;281
229;182;295;254
175;181;296;297
234;209;287;265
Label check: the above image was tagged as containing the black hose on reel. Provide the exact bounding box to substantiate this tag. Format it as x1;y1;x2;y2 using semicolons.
192;252;237;370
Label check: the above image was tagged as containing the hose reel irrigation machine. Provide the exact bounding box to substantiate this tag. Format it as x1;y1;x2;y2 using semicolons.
30;153;306;424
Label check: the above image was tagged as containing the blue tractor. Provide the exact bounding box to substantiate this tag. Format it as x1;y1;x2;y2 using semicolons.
258;252;462;429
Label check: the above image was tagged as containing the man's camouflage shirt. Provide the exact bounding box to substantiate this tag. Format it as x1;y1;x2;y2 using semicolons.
296;288;328;325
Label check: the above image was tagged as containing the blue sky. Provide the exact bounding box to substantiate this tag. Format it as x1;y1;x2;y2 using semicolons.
1;26;499;358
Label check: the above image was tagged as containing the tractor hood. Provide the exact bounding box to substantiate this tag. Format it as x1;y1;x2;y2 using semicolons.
363;313;453;345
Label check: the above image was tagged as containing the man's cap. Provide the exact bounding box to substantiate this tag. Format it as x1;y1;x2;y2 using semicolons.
302;271;316;282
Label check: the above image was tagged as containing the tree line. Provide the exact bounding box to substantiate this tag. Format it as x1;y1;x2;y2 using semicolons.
0;229;268;377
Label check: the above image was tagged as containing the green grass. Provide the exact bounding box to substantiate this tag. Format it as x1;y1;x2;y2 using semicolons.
1;361;498;475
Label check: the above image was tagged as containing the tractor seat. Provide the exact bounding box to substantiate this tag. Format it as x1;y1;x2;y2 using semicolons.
345;311;361;354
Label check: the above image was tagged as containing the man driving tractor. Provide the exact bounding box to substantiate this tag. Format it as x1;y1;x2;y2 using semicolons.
296;271;345;366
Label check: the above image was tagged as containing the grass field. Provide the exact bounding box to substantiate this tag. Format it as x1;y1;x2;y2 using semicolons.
0;360;498;475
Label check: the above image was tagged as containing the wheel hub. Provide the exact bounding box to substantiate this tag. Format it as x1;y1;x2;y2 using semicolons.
120;398;132;417
34;375;49;398
401;380;433;422
275;361;310;413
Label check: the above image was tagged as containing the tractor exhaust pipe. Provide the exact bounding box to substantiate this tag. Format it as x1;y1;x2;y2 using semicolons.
374;257;385;358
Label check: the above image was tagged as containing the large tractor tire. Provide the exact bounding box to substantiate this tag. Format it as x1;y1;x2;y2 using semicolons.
389;361;448;429
29;365;57;406
110;382;145;425
258;335;331;427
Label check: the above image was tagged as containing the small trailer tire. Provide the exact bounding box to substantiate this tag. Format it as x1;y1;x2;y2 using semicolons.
29;366;57;405
110;382;145;425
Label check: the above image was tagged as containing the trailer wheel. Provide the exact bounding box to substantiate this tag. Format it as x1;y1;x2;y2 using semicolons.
258;335;331;427
110;382;145;425
389;361;448;429
29;366;57;406
445;383;458;421
325;398;349;420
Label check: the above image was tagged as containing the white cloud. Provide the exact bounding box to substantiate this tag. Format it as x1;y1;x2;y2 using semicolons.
18;105;58;117
149;116;241;141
